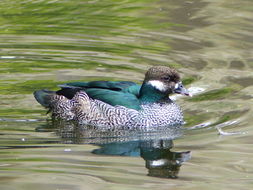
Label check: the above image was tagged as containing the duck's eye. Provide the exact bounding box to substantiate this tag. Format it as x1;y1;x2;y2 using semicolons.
162;76;170;81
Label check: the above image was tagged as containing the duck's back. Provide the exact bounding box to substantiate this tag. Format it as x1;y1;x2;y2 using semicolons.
57;81;142;110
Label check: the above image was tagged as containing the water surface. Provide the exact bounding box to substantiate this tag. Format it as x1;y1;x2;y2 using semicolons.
0;0;253;189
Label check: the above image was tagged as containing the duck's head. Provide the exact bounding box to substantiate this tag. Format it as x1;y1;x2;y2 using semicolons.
142;66;190;97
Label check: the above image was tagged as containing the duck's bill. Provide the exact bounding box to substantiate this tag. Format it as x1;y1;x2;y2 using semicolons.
174;82;191;96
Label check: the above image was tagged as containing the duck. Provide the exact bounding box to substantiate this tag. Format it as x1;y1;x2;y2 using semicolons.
34;66;190;129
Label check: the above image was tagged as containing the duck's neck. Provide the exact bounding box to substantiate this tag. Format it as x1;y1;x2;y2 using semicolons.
139;82;168;104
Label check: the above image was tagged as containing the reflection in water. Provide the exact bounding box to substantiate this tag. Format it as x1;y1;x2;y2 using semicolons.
50;120;191;179
140;141;190;178
93;139;191;178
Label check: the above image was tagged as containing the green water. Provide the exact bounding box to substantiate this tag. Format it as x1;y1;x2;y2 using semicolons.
1;0;253;189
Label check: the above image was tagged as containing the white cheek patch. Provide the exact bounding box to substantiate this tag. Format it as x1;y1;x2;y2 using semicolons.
175;82;179;89
148;80;167;92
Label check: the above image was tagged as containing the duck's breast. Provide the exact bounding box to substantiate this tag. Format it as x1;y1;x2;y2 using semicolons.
137;102;184;127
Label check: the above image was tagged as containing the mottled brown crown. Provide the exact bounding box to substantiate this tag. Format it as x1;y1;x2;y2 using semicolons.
144;66;180;82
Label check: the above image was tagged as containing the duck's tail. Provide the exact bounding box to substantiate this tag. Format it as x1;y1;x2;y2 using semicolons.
33;90;56;108
34;89;75;120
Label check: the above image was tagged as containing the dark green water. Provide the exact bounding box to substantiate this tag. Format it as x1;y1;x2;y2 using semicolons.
1;0;253;189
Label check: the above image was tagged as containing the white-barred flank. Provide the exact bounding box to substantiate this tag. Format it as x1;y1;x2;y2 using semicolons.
147;80;167;92
49;91;183;129
50;94;75;120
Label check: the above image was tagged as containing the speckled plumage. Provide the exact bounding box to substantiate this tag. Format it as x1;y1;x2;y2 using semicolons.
49;91;183;129
34;66;189;129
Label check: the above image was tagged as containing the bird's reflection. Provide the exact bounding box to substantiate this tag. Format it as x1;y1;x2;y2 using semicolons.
92;139;191;178
140;140;191;178
38;120;191;178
